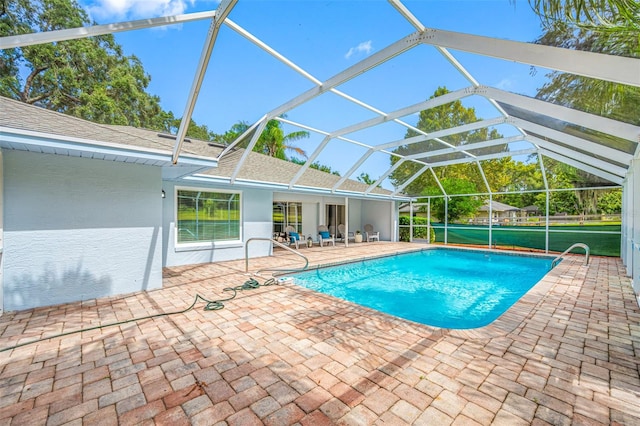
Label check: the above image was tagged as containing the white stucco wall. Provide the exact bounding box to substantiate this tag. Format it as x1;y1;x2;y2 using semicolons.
622;169;632;275
0;152;3;316
162;187;399;268
348;199;363;236
361;199;394;241
269;194;395;242
274;193;370;241
628;160;640;297
274;192;320;240
634;160;640;298
621;159;640;301
163;183;273;267
2;151;163;312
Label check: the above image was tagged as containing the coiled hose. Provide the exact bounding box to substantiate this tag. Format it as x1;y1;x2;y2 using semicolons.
0;277;277;353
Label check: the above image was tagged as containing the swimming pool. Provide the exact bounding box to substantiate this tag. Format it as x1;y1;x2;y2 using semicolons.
287;248;554;329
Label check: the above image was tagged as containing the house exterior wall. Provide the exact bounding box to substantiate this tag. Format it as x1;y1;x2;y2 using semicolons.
634;160;640;299
273;193;369;242
162;185;398;268
2;151;163;312
273;192;320;240
348;199;363;236
0;152;3;316
163;182;273;267
361;199;393;241
622;169;631;274
624;159;640;298
301;202;319;241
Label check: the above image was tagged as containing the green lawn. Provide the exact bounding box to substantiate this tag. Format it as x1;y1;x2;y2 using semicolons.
177;219;240;242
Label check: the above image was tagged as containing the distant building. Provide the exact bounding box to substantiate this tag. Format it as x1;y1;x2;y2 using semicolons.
521;205;540;216
477;200;520;224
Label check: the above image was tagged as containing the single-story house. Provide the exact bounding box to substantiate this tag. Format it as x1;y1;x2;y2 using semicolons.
0;97;407;312
398;203;427;218
477;200;520;223
521;205;540;216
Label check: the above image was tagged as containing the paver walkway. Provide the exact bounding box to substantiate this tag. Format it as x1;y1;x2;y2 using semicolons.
0;242;639;425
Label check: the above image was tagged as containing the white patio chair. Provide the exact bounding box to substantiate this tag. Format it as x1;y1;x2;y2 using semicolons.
338;224;355;243
364;224;380;242
317;225;335;247
285;225;301;249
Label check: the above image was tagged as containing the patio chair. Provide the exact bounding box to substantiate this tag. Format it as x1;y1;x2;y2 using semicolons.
317;225;335;247
285;225;301;249
364;224;380;242
338;224;355;243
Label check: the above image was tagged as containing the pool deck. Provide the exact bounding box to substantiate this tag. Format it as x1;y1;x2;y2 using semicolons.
1;242;639;425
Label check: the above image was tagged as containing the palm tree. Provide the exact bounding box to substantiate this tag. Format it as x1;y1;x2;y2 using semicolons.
257;119;308;160
218;117;309;160
530;0;640;125
527;0;639;211
526;0;639;33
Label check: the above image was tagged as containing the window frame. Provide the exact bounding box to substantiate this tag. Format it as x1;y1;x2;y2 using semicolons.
174;186;242;250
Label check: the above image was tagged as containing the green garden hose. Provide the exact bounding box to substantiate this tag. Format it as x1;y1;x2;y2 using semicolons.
0;277;277;353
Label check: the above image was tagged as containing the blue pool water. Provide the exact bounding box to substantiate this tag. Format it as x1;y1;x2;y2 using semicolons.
288;248;554;329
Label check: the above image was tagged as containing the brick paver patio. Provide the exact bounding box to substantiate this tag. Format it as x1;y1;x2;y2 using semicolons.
1;242;639;425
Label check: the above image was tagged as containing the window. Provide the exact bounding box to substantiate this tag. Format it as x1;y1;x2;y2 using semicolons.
176;189;240;244
273;202;302;234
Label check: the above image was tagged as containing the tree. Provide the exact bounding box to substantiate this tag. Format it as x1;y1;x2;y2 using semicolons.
526;0;640;34
534;22;639;124
157;111;217;141
493;161;544;208
390;86;506;196
0;0;166;128
218;118;310;161
356;172;375;185
215;121;252;145
0;0;219;142
257;119;308;160
531;1;639;124
529;5;638;215
543;158;621;215
425;178;484;223
597;188;622;214
290;157;341;176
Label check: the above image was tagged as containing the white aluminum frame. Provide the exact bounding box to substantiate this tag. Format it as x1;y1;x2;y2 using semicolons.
171;0;238;164
0;0;638;201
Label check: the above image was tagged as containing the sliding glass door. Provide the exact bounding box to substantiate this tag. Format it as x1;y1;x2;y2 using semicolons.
273;202;302;234
325;204;345;236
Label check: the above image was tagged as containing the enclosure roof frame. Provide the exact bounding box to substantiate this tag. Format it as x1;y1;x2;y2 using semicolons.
1;0;638;199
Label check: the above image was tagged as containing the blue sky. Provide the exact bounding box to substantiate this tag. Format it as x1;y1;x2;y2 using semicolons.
78;0;551;188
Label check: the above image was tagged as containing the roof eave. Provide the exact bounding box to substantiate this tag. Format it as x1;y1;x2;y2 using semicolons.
0;126;218;170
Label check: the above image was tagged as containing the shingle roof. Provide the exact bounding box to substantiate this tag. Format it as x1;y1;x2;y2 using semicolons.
479;200;521;212
0;96;207;157
0;96;393;197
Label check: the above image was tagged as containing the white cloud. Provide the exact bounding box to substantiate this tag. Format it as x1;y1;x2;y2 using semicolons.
345;40;372;60
495;78;515;91
88;0;195;21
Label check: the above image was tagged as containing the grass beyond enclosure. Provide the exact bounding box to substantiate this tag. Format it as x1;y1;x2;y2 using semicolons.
177;219;240;243
429;224;621;256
